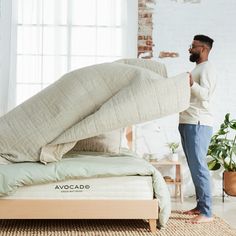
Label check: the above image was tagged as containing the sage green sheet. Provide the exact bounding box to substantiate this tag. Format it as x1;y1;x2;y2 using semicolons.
0;153;171;227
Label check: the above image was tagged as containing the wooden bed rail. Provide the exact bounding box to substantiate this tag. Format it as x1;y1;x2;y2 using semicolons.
0;199;158;232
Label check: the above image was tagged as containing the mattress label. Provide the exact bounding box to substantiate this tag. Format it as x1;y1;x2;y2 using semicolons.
54;184;90;193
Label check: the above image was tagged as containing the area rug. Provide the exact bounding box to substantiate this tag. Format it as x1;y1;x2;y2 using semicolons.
0;211;235;236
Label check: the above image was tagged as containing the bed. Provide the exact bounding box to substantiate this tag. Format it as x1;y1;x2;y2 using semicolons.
0;59;189;232
0;128;171;233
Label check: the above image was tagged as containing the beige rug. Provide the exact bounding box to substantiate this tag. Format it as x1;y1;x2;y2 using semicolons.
0;211;235;236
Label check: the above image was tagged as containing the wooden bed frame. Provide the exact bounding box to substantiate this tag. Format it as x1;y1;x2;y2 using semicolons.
0;127;159;233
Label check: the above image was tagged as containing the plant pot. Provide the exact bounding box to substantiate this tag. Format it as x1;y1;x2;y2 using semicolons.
223;171;236;196
169;153;178;162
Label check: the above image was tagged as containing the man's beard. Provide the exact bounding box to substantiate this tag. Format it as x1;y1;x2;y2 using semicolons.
189;53;200;62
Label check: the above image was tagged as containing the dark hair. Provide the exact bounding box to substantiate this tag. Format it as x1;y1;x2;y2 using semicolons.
194;35;214;49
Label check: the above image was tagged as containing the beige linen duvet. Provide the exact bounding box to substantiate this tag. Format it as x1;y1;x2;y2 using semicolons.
0;59;190;163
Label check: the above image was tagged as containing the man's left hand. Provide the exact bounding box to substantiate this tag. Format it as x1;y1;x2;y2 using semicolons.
187;72;194;87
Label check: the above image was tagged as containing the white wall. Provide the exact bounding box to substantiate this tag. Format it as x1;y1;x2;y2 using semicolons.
135;0;236;196
154;0;236;125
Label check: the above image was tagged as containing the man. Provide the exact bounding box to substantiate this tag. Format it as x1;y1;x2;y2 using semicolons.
179;35;217;223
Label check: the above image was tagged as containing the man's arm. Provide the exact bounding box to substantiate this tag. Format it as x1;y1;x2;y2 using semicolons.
190;69;215;101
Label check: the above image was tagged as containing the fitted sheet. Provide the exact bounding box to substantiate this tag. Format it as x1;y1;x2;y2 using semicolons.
1;176;153;200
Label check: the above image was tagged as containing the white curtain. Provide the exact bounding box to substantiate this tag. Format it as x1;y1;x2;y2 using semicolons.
0;0;137;114
0;0;17;115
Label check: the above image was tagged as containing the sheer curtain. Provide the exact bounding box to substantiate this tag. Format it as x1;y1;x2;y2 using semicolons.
0;0;17;115
0;0;137;114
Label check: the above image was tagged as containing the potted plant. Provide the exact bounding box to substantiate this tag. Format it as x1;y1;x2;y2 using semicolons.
207;113;236;199
167;142;179;162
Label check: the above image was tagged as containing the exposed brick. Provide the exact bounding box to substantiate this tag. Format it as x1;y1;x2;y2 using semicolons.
137;0;157;58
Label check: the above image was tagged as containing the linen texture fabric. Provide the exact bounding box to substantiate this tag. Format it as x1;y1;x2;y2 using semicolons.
0;59;190;163
69;129;124;154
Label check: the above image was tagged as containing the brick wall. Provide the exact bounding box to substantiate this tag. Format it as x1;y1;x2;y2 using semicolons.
137;0;180;59
137;0;156;58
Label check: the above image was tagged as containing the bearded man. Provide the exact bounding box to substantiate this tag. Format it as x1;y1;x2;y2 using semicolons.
179;35;217;223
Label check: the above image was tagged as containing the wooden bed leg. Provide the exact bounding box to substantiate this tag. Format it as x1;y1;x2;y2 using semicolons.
149;219;157;233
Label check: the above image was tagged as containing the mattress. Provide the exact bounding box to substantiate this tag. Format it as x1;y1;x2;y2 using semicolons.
1;176;153;200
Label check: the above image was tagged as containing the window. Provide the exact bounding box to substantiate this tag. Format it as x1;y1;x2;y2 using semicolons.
16;0;134;105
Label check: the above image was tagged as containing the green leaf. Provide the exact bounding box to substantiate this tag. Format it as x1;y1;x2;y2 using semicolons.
232;146;236;155
218;130;228;135
207;113;236;172
224;113;230;124
220;124;228;130
223;162;230;171
230;122;236;130
207;160;221;170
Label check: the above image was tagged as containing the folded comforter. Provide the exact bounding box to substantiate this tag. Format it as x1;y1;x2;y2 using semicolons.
0;59;190;163
0;153;171;228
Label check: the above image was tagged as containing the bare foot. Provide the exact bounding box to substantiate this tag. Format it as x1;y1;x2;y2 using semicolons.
186;215;214;224
183;208;201;215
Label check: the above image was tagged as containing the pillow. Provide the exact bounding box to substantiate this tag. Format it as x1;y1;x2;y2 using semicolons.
69;128;126;154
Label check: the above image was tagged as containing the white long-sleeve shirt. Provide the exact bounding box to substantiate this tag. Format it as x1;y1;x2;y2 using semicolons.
179;61;217;127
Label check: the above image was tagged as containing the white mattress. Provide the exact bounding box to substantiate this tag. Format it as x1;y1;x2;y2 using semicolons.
2;176;154;200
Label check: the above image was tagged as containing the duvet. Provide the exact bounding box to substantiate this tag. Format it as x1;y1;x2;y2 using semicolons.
0;59;190;163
